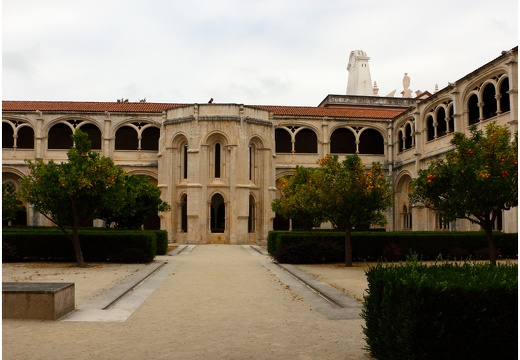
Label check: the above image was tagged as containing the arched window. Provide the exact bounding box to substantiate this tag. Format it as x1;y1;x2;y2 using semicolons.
141;126;160;151
468;94;480;125
402;205;412;229
249;144;255;181
499;78;510;113
427;115;435;141
115;126;138;150
482;83;497;120
398;130;405;152
78;123;102;150
275;128;292;153
17;126;35;149
181;143;188;179
180;194;188;232
210;193;225;233
48;123;73;149
248;194;256;233
214;143;221;178
2;122;14;148
404;124;413;150
359;128;384;155
437;107;447;137
330;128;356;153
294;128;317;153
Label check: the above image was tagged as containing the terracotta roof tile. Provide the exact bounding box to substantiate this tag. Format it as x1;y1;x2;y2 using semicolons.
2;101;183;113
3;101;406;119
254;105;405;119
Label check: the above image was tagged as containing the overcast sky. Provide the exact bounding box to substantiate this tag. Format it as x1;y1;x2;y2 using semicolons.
2;0;518;106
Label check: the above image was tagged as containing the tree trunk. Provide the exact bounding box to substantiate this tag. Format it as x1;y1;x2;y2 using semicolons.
71;205;86;267
344;223;353;267
483;224;497;266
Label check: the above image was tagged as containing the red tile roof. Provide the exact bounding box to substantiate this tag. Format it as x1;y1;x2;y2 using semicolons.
2;101;406;119
255;105;405;119
2;101;183;113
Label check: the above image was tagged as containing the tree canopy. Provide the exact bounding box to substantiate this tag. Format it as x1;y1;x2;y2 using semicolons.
272;154;393;266
409;122;518;264
18;129;170;266
2;182;24;226
271;166;325;230
98;174;170;230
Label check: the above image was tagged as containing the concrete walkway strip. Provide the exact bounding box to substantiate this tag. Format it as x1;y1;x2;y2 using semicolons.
62;260;173;322
246;245;363;320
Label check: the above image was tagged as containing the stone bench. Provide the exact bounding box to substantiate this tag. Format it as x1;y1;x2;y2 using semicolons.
2;282;75;320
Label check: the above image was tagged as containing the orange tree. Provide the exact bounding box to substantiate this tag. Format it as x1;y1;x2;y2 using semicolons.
271;166;325;230
97;174;170;230
19;129;126;267
2;182;24;226
312;155;393;266
409;122;518;265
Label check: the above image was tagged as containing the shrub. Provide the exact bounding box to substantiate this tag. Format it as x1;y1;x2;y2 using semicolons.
268;231;518;263
2;228;157;263
362;260;518;359
151;230;169;255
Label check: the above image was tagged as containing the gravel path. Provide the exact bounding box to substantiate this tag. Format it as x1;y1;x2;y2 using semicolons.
3;245;370;359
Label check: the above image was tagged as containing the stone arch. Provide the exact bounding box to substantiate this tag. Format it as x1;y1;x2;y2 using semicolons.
467;92;480;125
179;192;188;232
248;193;257;233
293;127;318;153
172;133;190;180
140;125;160;151
275;127;292;153
205;132;229;180
330;127;356;154
77;122;102;150
248;136;265;183
115;124;139;150
395;119;414;151
3;120;35;149
210;192;226;233
48;122;74;149
2;121;15;148
395;172;413;231
436;106;448;137
481;82;497;120
125;169;158;182
358;127;385;154
498;76;510;113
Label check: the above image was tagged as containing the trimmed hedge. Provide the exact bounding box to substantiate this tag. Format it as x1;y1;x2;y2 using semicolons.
2;228;159;263
362;260;518;359
152;230;169;255
268;231;518;263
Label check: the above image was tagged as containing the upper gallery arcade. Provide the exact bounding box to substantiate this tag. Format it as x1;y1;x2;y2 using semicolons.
2;47;518;244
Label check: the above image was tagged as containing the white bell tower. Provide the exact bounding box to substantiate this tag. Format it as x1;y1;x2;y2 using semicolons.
346;50;373;96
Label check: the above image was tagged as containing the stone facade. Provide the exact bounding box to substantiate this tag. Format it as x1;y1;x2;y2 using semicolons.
2;47;517;244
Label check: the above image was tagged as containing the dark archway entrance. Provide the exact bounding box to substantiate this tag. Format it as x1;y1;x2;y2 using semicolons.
210;193;225;233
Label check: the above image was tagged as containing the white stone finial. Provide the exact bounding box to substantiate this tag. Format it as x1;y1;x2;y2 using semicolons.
373;81;379;96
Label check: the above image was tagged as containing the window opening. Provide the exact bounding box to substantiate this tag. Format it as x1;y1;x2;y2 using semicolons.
210;193;225;233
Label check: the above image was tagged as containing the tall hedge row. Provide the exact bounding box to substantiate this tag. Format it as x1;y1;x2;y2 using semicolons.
2;228;168;263
268;231;518;263
362;261;518;359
